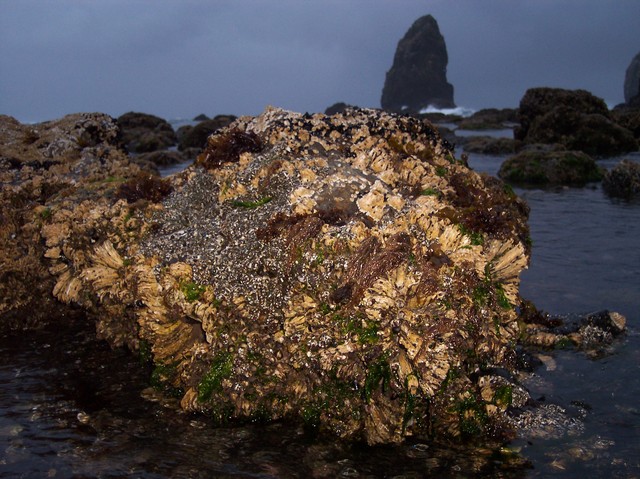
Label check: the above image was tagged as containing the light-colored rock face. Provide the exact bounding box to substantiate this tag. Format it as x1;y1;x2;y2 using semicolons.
3;107;532;444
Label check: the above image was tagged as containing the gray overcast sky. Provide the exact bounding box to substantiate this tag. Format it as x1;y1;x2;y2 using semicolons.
1;0;639;123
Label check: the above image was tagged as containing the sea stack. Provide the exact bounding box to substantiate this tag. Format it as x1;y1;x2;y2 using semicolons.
624;51;640;104
381;15;455;113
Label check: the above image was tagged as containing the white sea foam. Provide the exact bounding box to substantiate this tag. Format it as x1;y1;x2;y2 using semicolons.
419;105;476;117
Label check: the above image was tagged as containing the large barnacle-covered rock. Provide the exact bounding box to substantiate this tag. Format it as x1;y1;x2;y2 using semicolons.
1;107;532;444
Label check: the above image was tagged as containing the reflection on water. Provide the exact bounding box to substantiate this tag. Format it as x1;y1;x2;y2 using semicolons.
1;150;639;477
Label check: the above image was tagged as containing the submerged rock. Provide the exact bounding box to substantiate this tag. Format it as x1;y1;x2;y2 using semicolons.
520;308;626;355
462;136;515;155
381;15;455;112
602;159;640;199
1;107;535;444
498;149;604;186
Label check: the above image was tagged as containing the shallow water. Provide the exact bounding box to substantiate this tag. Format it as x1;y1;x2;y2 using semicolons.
469;151;640;477
2;151;640;477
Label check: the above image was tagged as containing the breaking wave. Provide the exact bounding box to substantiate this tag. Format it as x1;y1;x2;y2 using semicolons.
419;105;476;117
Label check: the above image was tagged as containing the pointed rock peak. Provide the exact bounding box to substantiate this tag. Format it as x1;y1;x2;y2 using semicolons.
381;15;455;113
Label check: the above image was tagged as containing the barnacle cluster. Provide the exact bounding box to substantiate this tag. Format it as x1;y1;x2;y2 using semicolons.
4;107;532;444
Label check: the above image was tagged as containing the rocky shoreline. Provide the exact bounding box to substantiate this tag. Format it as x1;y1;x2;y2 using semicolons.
1;99;632;449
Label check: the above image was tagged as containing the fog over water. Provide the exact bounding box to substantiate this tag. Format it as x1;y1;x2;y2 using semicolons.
1;1;640;122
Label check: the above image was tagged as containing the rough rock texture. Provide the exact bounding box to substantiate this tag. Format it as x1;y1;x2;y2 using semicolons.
381;15;455;112
1;107;535;445
602;159;640;199
0;113;151;329
515;88;638;156
624;51;640;104
116;111;177;153
498;149;604;186
520;308;626;357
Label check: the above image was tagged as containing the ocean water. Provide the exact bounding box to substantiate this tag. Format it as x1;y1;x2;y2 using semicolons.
1;139;639;477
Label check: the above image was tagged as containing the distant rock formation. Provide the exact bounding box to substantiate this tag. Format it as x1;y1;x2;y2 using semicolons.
381;15;455;113
624;51;640;104
116;112;177;153
514;87;637;156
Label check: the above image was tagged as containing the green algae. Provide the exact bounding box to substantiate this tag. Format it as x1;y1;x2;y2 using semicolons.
150;362;184;399
492;384;513;409
364;354;391;402
455;394;489;437
180;280;206;302
231;196;272;209
198;351;234;403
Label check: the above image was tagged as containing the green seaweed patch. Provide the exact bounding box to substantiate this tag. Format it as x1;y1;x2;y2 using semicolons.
301;372;359;429
198;351;234;403
458;224;484;246
495;283;512;310
150;362;184;399
420;187;442;198
554;336;575;350
180;280;206;302
364;354;391;402
492;385;513;409
232;196;272;209
138;339;152;365
455;394;489;437
333;314;380;345
472;284;490;308
39;207;52;220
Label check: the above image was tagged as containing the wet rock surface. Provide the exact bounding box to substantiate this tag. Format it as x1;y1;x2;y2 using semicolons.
602;158;640;199
2;106;631;453
498;149;604;186
1;106;538;445
381;15;455;112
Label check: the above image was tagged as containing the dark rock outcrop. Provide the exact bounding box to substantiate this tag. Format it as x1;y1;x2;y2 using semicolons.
177;115;237;152
514;88;638;157
611;102;640;142
624;51;640;104
498;149;604;186
602;159;640;199
116;112;177;153
325;102;354;115
381;15;455;113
